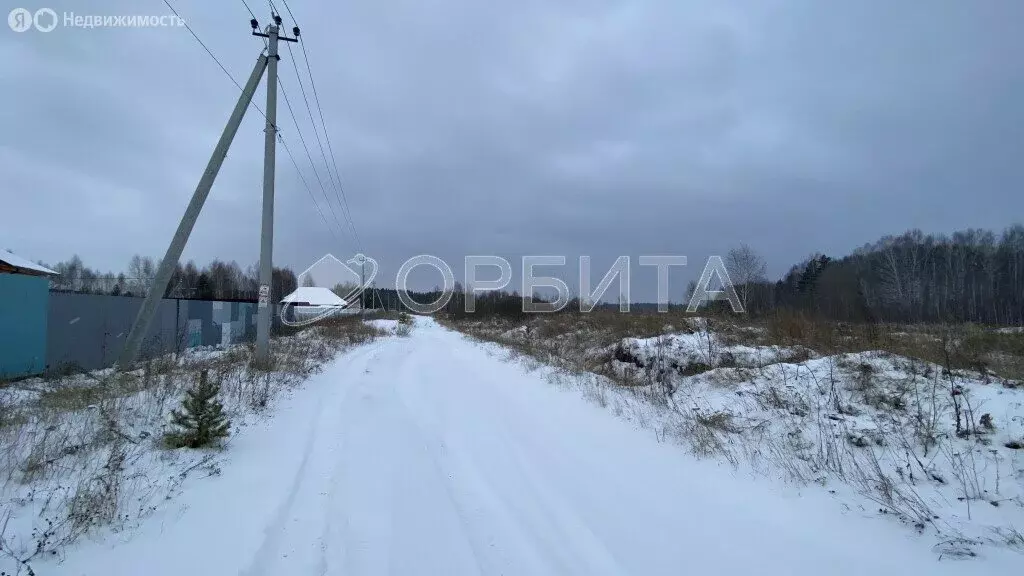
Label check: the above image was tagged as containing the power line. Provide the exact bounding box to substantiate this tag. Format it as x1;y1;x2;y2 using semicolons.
280;137;347;249
162;0;259;100
277;0;363;252
248;0;353;250
163;0;346;250
283;39;358;248
298;36;362;251
239;0;257;19
249;0;362;253
278;0;298;22
278;78;355;249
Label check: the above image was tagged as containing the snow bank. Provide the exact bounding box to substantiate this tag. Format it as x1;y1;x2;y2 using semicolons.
613;330;811;372
366;319;399;333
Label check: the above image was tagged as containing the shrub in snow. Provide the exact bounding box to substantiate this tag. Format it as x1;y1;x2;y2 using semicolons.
979;413;994;432
396;313;414;336
165;371;230;449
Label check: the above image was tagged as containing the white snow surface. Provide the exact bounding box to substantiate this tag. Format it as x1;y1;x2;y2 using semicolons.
365;318;399;333
19;318;1020;575
280;286;348;306
606;328;1024;548
0;249;57;275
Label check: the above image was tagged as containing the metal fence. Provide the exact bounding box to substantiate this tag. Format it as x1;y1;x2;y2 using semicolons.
0;274;50;378
45;292;268;372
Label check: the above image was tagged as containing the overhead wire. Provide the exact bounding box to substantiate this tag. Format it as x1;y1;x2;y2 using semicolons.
278;78;355;248
258;0;359;252
239;0;257;19
280;137;347;249
162;0;260;104
276;0;363;252
283;39;356;246
161;0;352;250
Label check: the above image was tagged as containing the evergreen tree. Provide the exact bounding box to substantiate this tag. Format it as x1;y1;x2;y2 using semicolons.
195;273;214;300
166;371;230;448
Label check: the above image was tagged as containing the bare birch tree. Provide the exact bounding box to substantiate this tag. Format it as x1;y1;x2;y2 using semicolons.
726;244;767;311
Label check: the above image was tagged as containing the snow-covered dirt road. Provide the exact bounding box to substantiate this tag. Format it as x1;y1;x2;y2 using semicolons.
40;318;1016;575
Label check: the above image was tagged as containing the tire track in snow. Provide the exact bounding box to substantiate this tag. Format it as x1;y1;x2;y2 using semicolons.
390;342;491;575
328;346;406;575
327;340;487;575
396;331;573;573
240;344;383;576
401;329;629;575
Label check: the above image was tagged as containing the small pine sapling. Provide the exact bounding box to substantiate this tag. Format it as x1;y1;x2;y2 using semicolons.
165;370;230;448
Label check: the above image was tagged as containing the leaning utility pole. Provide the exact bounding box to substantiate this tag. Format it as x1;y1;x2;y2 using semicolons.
118;14;297;369
253;15;298;363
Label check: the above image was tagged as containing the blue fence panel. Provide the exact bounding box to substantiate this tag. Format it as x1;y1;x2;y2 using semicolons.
0;289;280;376
0;274;50;378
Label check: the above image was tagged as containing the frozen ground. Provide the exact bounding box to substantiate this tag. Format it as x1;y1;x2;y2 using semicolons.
7;317;1019;574
611;330;1024;547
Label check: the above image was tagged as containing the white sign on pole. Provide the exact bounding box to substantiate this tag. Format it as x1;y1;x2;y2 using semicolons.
258;285;270;308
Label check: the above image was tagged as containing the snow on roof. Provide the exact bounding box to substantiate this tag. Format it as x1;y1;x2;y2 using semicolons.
0;249;58;275
280;286;348;306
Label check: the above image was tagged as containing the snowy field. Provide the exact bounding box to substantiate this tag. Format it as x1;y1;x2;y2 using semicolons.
611;333;1024;548
0;317;1019;574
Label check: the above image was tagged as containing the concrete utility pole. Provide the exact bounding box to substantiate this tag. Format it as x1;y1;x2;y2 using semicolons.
118;14;298;370
255;19;281;362
255;17;299;363
254;16;299;364
117;51;269;369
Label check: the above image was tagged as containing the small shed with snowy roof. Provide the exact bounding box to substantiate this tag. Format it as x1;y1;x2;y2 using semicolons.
280;286;350;323
280;286;348;307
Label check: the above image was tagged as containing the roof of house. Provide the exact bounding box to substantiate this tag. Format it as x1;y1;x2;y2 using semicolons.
0;249;58;276
280;286;348;306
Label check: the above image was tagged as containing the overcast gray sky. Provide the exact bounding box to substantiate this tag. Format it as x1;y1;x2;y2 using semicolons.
4;0;1023;299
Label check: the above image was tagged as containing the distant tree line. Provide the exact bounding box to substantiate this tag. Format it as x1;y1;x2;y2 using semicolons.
42;223;1023;325
731;224;1024;325
44;254;299;303
439;224;1024;326
365;284;534;318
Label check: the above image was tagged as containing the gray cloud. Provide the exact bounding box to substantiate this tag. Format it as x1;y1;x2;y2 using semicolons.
4;0;1023;300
